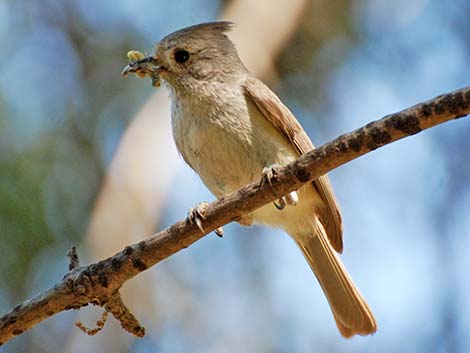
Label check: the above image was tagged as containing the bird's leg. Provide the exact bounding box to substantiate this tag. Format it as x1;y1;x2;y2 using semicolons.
261;164;298;210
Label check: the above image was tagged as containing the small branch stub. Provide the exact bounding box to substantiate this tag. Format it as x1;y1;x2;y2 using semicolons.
67;246;80;270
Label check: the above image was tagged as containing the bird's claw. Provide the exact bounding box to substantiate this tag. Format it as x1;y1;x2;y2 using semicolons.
273;197;286;210
285;191;299;206
261;165;298;211
261;164;281;191
187;202;209;234
214;227;224;238
187;202;223;237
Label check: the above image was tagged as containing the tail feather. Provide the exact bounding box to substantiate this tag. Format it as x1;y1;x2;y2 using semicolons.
293;220;377;337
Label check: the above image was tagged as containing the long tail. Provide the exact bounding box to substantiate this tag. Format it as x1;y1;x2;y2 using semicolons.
292;220;377;337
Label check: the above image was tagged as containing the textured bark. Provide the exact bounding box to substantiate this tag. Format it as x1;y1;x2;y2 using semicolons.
0;87;468;345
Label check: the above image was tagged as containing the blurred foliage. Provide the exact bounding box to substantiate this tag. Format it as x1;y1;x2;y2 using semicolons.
0;144;53;296
0;0;468;352
0;0;149;300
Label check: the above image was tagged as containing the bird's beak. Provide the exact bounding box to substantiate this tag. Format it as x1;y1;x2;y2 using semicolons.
121;56;162;77
122;54;164;87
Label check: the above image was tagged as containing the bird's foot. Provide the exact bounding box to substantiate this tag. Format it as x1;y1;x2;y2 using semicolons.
261;164;298;210
187;202;223;237
273;192;298;209
214;227;224;238
285;191;299;206
261;164;282;191
187;202;209;234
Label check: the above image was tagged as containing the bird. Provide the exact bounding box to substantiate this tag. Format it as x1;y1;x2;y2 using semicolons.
122;21;377;337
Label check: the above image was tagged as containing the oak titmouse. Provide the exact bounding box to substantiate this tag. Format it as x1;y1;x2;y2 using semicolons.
123;22;376;337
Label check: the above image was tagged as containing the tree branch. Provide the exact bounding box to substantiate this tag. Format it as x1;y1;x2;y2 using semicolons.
1;87;468;345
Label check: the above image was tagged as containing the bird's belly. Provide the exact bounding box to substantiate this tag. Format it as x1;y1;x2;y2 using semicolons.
172;96;320;232
180;122;321;233
184;125;261;196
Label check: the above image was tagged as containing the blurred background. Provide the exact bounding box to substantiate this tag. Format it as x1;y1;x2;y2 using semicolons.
0;0;469;352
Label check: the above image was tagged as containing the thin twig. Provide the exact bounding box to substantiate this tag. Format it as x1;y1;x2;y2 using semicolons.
105;293;145;337
67;246;80;271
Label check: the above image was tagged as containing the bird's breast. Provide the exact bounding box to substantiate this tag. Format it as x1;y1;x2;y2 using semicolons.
170;85;298;198
171;91;260;196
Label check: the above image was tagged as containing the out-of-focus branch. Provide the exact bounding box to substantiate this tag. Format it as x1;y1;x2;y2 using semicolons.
1;87;468;345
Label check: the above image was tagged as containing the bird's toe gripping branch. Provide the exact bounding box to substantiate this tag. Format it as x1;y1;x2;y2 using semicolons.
261;165;298;210
187;202;224;237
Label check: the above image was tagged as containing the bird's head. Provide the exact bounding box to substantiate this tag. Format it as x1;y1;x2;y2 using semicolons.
123;22;246;92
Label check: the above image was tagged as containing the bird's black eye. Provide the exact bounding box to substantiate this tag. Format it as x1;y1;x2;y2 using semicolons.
174;49;190;63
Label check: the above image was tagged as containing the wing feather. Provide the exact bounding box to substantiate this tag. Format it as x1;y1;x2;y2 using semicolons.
243;76;343;252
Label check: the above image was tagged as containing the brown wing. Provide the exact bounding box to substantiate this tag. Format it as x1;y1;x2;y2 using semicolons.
243;76;343;253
